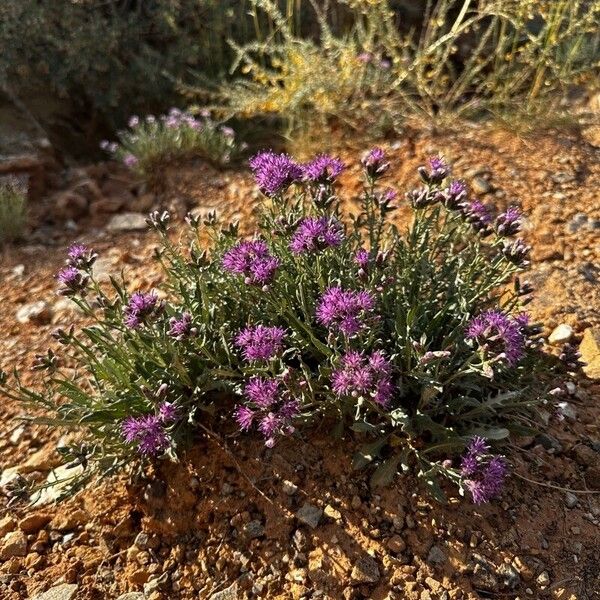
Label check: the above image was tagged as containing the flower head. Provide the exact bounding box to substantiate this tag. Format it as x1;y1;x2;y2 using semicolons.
121;415;169;455
123;153;139;168
168;312;196;340
332;350;394;407
316;287;375;336
158;402;179;424
355;248;370;270
245;377;280;408
67;244;96;269
461;200;492;232
249;151;303;196
443;179;467;209
495;206;522;236
235;325;286;361
124;292;162;329
466;310;525;366
501;239;530;266
302;155;345;184
222;240;280;286
418;155;450;184
56;266;88;296
460;437;508;504
128;115;140;128
289;217;344;254
361;147;389;178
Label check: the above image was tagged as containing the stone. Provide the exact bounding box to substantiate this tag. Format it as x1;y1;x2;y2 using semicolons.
0;515;17;538
16;301;52;325
115;594;146;600
497;563;520;590
548;324;573;345
22;447;61;472
565;492;578;509
89;197;125;215
324;504;341;521
19;513;51;534
50;509;87;531
106;212;148;232
0;530;27;558
386;535;406;554
580;328;600;380
557;402;577;421
351;555;380;584
282;480;298;495
242;520;264;539
471;176;491;194
54;191;89;220
31;584;78;600
209;582;238;600
31;464;85;507
537;571;550;586
427;545;447;565
296;503;323;529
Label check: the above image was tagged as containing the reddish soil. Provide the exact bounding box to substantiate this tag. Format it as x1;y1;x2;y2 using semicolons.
0;124;599;600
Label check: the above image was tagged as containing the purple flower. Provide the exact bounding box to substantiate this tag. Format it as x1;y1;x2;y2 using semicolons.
237;376;299;446
357;51;373;63
332;350;394;407
501;239;530;266
121;415;169;455
222;240;280;286
168;312;196;340
466;310;525;366
355;248;370;270
124;292;162;329
158;402;179;424
443;179;467;209
56;266;88;296
461;200;492;232
302;154;345;184
495;206;522;236
128;115;140;128
418;155;450;184
361;147;389;178
123;153;139;168
235;325;286;361
67;243;96;269
460;437;508;504
316;287;375;336
249;151;303;196
289;217;344;254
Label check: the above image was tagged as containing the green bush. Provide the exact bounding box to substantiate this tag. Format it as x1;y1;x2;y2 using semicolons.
0;177;27;243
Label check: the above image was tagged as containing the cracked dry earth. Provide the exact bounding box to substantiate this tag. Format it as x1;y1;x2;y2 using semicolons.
0;124;599;600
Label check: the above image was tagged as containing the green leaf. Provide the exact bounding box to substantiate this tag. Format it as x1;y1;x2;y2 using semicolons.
352;436;389;471
370;454;402;487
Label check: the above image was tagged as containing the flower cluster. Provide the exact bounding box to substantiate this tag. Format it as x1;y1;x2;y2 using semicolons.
332;351;394;407
361;147;389;179
289;217;344;254
302;154;345;184
222;240;280;286
124;292;163;329
235;377;299;447
316;286;375;336
466;310;526;367
56;243;96;295
235;325;286;361
460;437;508;504
249;151;303;196
168;312;196;340
121;401;179;455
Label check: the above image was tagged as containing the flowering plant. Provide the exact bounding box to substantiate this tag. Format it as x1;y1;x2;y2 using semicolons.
3;149;559;503
101;108;243;183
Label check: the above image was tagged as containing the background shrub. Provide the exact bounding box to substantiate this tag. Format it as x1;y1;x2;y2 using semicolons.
3;150;561;502
0;176;27;243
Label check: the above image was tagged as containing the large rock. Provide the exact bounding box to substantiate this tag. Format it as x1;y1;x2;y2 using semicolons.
209;582;238;600
580;328;600;379
106;212;147;232
16;301;52;325
0;530;27;558
350;555;380;584
31;584;78;600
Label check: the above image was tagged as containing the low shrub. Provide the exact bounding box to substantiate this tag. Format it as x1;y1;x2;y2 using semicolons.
0;176;27;243
3;149;567;503
101;108;244;182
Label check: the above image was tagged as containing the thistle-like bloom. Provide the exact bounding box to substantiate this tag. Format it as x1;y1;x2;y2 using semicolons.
461;200;492;232
302;155;345;184
128;115;140;128
502;239;530;266
316;286;375;336
158;401;179;424
121;415;169;455
466;310;525;366
406;186;435;209
56;266;88;296
495;206;522;236
168;312;196;340
559;343;585;372
361;147;389;178
355;248;370;269
222;240;280;286
123;153;139;168
332;350;394;407
124;292;162;329
236;376;299;447
249;151;303;196
235;325;286;361
443;179;467;209
67;244;97;270
289;217;344;254
418;155;450;184
460;437;508;504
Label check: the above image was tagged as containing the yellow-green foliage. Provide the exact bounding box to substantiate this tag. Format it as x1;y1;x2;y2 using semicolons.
0;178;27;243
216;0;600;134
